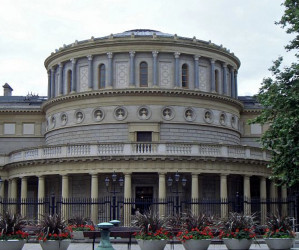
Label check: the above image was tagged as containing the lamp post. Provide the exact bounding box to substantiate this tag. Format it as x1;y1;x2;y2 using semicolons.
167;171;187;214
105;172;124;220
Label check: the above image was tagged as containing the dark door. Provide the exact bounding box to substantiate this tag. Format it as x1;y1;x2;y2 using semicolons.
135;186;153;214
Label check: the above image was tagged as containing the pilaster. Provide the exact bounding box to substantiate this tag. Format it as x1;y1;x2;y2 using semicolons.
50;67;55;98
129;51;136;87
174;52;180;88
194;56;200;89
152;51;159;86
87;55;93;90
71;58;77;93
210;59;216;92
243;175;251;215
222;63;228;95
58;63;63;96
107;52;113;88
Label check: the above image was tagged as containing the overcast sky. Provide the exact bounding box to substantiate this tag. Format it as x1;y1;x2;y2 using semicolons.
0;0;295;97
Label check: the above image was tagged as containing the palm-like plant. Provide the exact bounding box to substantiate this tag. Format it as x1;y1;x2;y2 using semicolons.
265;214;295;238
38;214;71;241
182;212;214;231
0;211;27;235
219;212;257;240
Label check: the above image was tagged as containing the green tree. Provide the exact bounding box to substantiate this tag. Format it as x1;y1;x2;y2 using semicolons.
250;0;299;187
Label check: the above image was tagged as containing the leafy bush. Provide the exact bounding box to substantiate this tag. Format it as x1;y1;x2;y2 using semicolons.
264;214;295;238
0;211;28;240
38;214;71;241
218;212;256;240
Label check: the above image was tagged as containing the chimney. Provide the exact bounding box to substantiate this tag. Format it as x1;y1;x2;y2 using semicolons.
3;83;13;96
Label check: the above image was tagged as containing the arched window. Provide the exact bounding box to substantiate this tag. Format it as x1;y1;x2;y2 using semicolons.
182;64;188;88
98;64;106;89
215;69;219;93
67;70;72;94
140;62;148;87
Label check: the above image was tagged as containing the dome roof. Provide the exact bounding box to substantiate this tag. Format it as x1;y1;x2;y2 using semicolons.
106;29;174;38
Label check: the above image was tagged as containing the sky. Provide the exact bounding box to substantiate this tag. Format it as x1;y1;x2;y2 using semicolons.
0;0;295;97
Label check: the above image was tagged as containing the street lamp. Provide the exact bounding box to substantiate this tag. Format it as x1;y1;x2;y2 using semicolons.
167;171;187;214
105;172;124;220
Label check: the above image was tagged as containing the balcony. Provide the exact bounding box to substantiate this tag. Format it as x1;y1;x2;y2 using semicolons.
2;143;271;166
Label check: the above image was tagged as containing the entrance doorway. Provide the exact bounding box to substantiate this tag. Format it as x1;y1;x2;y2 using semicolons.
135;186;153;214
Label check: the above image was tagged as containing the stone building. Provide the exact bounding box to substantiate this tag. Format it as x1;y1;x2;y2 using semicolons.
0;29;284;224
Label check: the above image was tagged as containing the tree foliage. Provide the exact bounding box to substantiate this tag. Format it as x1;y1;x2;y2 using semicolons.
250;0;299;187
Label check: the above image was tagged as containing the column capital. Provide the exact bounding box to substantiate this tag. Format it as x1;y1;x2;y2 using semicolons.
194;55;201;61
220;173;229;177
58;62;63;68
152;51;159;57
87;55;93;61
20;176;28;180
123;172;132;176
107;52;113;59
51;66;56;72
210;58;216;64
192;173;200;177
222;62;227;68
174;52;180;58
129;51;135;57
70;58;77;64
90;173;98;178
60;174;69;178
158;172;166;176
243;174;251;178
47;70;51;76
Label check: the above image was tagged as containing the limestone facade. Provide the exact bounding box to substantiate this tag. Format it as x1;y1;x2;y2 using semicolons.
0;30;281;223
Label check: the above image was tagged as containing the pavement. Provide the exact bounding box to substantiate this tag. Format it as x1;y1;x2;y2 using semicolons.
21;242;285;250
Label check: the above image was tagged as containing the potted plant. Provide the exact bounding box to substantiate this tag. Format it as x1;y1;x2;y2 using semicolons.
219;212;256;250
67;216;94;240
38;214;72;250
175;212;214;250
132;210;172;250
0;211;28;250
264;213;295;250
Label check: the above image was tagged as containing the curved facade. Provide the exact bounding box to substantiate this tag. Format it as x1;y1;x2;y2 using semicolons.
0;30;283;224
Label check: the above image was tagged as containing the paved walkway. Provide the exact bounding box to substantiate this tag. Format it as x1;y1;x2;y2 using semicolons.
22;243;278;250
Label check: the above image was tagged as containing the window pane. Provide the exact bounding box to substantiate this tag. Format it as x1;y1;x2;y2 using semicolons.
140;62;148;87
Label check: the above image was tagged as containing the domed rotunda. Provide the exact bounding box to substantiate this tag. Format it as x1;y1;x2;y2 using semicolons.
0;29;281;225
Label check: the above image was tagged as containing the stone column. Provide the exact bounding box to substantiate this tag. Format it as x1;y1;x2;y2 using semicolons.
58;63;63;96
270;181;278;214
152;51;159;87
8;179;11;199
38;176;45;221
87;55;93;90
158;173;166;216
107;52;113;88
174;52;180;88
220;174;228;218
21;177;28;216
260;176;267;224
210;59;216;92
61;175;69;220
129;51;136;87
222;63;228;95
230;68;235;98
71;58;77;93
0;179;4;213
243;175;251;215
191;173;199;215
47;70;51;99
124;173;132;227
281;185;288;216
50;67;55;98
194;56;200;89
11;178;18;213
90;173;99;223
234;70;238;98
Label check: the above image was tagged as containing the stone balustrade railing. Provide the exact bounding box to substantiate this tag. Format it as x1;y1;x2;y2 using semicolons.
2;143;271;165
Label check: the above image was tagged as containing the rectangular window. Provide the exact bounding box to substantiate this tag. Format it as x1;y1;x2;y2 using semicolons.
137;132;152;142
4;123;15;135
23;123;35;135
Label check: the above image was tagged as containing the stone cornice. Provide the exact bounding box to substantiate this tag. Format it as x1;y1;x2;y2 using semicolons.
0;109;42;114
5;155;268;169
41;88;244;112
45;37;240;69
